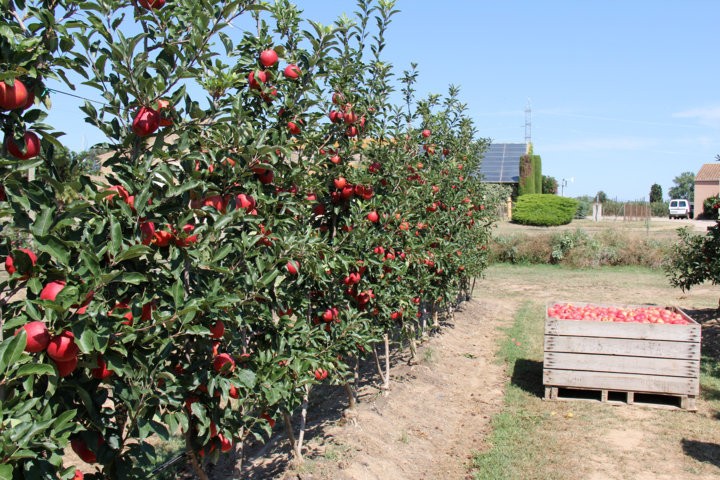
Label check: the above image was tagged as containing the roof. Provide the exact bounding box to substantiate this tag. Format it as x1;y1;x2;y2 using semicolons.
476;143;528;183
696;163;720;181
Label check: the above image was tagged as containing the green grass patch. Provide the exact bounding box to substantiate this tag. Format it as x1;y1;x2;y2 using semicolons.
471;301;549;480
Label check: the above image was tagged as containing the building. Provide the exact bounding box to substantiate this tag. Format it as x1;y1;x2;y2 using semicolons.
694;164;720;218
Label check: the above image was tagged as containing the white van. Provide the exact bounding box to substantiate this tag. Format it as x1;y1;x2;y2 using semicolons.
668;199;691;219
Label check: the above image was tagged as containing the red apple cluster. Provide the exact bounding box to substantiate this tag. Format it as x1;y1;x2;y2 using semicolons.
547;303;691;325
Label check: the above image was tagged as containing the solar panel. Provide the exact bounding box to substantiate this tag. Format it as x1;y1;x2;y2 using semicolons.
476;143;526;183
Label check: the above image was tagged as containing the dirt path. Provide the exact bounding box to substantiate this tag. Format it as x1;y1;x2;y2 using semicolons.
240;297;514;480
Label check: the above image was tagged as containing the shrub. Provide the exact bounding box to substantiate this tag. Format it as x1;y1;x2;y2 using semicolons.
665;223;720;291
575;198;591;219
650;201;669;217
703;195;720;219
532;155;542;194
512;194;578;226
518;155;535;196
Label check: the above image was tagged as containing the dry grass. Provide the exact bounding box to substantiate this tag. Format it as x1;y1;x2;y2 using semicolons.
488;218;713;268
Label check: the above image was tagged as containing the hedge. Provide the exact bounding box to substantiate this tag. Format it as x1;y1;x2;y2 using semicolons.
512;194;578;226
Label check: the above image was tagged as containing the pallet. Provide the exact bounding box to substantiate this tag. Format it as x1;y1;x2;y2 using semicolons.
543;302;701;411
544;386;698;411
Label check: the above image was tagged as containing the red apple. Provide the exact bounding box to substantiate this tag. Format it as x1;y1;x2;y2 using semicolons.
140;220;156;245
7;131;41;160
209;320;225;339
0;79;28;110
16;321;50;353
213;353;235;374
259;49;279;68
91;355;114;380
229;385;239;399
248;70;268;90
54;356;78;377
334;177;347;189
70;433;103;464
284;64;301;79
260;412;276;428
343;111;358;125
313;368;328;381
138;0;165;9
287;121;301;135
73;469;84;480
421;129;431;138
153;230;174;247
40;280;66;301
367;211;379;223
47;330;79;362
132;106;160;137
156;98;173;126
5;248;38;278
286;260;299;275
328;110;343;124
235;193;256;213
218;433;233;453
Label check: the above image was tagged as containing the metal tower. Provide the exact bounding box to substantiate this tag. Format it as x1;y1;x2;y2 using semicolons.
524;99;532;145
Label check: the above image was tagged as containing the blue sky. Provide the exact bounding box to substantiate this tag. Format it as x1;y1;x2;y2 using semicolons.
46;1;720;201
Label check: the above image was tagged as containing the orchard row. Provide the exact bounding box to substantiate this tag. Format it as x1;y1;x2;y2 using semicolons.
0;2;503;479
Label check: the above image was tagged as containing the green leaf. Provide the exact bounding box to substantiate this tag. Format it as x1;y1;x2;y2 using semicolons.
109;214;122;255
114;245;152;263
30;205;55;237
35;235;71;266
51;409;78;433
111;272;147;285
2;332;26;373
171;279;184;308
15;363;54;378
77;329;96;354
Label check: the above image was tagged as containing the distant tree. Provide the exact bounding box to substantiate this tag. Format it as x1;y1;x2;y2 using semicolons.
542;175;558;194
596;191;607;203
532;155;542;194
649;183;663;203
518;154;535;195
668;171;695;201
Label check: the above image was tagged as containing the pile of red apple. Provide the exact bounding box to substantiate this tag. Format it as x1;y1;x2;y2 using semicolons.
547;303;691;325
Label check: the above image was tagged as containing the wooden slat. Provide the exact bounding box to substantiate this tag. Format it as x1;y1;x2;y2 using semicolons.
544;335;700;360
543;369;699;396
543;352;699;377
545;317;700;342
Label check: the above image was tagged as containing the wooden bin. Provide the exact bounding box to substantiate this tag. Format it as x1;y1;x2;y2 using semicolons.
543;302;701;411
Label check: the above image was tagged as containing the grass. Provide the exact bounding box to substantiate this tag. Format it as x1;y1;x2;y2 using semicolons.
471;301;549;480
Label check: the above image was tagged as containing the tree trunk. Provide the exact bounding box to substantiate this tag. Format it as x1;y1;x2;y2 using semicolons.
383;333;390;393
294;386;310;461
185;429;210;480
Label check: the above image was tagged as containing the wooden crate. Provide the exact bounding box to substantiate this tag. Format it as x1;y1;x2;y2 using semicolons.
543;302;701;411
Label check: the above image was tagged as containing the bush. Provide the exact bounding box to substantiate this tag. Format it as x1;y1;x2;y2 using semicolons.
518;155;535;196
650;201;669;217
512;194;578;226
575;198;591;219
703;195;720;219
